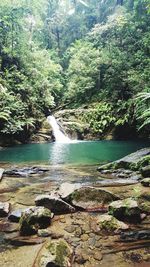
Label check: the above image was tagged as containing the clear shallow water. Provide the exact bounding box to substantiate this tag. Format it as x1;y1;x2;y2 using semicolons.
0;140;149;165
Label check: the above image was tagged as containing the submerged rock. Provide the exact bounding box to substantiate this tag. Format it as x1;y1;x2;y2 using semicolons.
120;230;150;242
97;214;129;232
4;233;45;245
0;201;10;217
19;206;52;236
4;166;50;177
108;198;141;223
35;194;76;214
67;187;119;211
34;239;73;267
141;178;150;187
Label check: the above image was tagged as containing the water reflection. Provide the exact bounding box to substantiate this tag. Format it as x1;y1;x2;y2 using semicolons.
49;142;70;165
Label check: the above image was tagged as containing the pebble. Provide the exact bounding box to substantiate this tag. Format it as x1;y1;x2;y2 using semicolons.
95;240;102;248
81;234;89;241
88;237;96;247
75;227;82;237
93;251;103;261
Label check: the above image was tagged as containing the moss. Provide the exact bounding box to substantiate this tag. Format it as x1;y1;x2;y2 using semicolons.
46;240;70;267
55;241;69;266
71;188;116;204
100;217;118;231
104;155;150;172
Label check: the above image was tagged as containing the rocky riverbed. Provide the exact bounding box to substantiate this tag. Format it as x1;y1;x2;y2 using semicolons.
0;148;150;267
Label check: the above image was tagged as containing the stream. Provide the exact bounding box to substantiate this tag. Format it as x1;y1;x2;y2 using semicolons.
0;140;150;267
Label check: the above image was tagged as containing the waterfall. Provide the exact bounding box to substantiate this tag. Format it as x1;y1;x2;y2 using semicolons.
47;115;71;143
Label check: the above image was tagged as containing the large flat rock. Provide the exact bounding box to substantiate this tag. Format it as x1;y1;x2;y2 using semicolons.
67;187;120;211
98;148;150;171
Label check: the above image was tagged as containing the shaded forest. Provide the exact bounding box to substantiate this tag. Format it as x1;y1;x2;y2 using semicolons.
0;0;149;141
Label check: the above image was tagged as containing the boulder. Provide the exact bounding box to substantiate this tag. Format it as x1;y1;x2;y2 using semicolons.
0;202;10;217
35;194;76;214
19;206;52;236
0;168;4;181
141;165;150;178
34;239;73;267
97;214;129;232
67;187;119;211
108;198;141;223
141;178;150;187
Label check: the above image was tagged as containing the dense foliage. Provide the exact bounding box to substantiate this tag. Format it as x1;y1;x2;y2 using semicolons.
0;0;149;140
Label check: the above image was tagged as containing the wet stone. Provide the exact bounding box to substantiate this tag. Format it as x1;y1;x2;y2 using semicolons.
0;221;18;233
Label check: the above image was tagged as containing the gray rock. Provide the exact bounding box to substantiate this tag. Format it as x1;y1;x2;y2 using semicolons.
34;239;73;267
0;202;10;217
109;198;141;223
141;165;150;178
19;206;52;236
67;187;119;211
0;168;4;181
35;194;76;214
141;178;150;187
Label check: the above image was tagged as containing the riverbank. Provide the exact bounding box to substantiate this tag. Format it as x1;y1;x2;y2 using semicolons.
0;148;150;266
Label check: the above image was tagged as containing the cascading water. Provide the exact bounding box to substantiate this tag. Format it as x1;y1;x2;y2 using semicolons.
47;115;71;143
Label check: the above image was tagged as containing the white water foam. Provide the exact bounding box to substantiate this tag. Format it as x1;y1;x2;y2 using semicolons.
47;115;72;143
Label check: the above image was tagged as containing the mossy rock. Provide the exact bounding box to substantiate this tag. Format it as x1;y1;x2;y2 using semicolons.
98;148;150;172
138;193;150;213
97;214;129;232
69;187;119;210
19;207;52;236
108;198;141;223
35;239;73;267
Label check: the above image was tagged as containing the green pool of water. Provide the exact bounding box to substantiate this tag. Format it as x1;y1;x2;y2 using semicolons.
0;140;149;165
